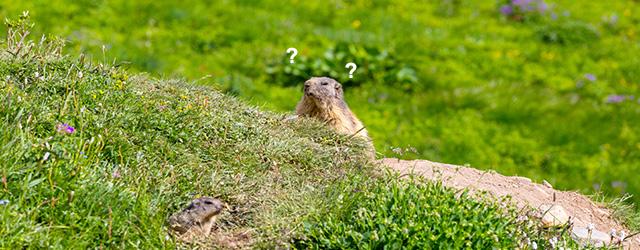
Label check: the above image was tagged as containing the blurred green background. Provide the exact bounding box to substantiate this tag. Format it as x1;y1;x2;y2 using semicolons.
1;0;638;204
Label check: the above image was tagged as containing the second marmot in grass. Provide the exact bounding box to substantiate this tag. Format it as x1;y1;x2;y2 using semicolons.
295;77;371;141
168;196;224;241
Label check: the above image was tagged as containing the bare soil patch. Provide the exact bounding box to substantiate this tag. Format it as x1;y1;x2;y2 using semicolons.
382;158;640;248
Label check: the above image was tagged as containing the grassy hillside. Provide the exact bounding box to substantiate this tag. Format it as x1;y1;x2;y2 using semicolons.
0;15;582;249
0;0;638;205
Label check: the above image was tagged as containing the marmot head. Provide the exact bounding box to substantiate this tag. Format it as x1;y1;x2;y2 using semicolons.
168;196;224;237
303;77;344;107
184;197;224;222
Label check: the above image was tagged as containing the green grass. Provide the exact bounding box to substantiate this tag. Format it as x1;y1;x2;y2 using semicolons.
0;15;372;247
295;176;582;249
1;15;583;249
0;0;637;206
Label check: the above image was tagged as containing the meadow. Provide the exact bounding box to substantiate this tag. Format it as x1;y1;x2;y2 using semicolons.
0;13;588;248
6;0;635;204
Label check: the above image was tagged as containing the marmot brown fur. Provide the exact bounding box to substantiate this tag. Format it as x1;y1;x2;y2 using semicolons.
295;77;371;141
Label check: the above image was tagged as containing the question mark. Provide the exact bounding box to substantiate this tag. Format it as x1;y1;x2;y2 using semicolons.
345;62;357;79
287;48;298;64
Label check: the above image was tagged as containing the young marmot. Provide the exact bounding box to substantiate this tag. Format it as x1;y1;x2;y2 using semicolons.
168;197;224;241
295;77;370;141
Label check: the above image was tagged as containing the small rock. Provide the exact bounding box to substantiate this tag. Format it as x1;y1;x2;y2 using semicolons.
542;180;553;188
512;176;532;183
282;115;298;122
538;204;570;228
534;186;549;197
571;226;611;247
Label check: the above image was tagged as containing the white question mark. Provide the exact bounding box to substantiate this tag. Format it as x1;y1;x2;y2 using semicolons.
286;48;298;64
345;62;357;79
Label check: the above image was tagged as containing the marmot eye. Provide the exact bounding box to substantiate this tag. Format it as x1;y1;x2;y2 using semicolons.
204;201;213;205
321;82;329;86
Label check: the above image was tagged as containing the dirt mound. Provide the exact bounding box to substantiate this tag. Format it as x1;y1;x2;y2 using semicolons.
381;158;639;248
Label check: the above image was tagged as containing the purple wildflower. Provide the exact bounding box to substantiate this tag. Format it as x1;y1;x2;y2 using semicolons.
0;199;8;205
606;94;625;103
500;5;514;15
112;170;121;179
550;12;558;20
610;14;619;24
56;123;75;134
538;2;549;13
512;0;531;7
525;2;535;11
584;73;597;82
611;181;627;189
504;0;550;16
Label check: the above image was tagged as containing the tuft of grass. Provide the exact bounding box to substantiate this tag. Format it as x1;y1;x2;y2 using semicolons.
294;174;581;249
592;193;640;231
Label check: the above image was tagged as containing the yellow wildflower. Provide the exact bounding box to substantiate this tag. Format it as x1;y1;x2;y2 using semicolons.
351;20;361;29
541;51;555;61
506;50;520;59
627;28;635;38
491;50;502;59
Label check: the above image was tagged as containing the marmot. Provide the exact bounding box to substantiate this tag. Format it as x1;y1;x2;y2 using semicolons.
295;77;371;142
168;197;224;241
